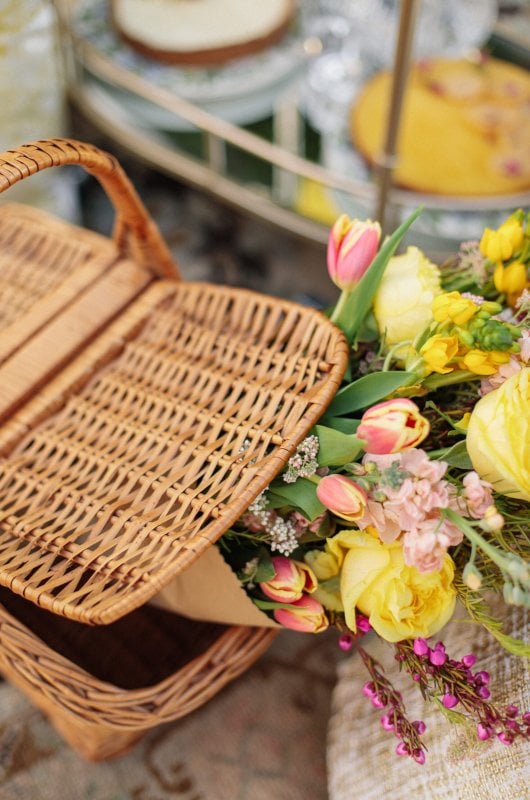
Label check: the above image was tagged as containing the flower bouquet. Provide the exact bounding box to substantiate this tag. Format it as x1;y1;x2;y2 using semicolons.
219;207;530;763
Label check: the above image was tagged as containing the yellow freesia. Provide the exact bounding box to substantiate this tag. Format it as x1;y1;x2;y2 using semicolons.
432;291;478;326
419;334;459;374
480;220;524;263
493;260;528;299
459;349;511;376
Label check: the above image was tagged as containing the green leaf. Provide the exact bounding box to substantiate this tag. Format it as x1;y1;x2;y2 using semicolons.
254;599;298;611
333;207;423;343
254;554;275;583
434;440;472;469
326;371;416;416
315;424;363;466
267;478;325;521
318;416;361;435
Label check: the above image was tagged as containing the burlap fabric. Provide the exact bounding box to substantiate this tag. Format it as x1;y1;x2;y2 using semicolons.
327;602;529;800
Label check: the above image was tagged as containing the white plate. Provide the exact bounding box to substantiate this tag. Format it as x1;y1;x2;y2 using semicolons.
73;0;308;130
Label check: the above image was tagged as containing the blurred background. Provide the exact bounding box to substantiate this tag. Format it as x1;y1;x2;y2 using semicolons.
1;0;529;310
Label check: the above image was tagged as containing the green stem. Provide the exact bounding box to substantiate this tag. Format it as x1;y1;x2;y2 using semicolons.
444;509;512;572
422;370;478;391
330;289;352;326
382;340;413;371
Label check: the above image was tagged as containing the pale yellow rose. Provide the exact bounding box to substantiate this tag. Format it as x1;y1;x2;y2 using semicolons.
328;529;456;642
304;549;343;612
304;549;340;581
466;367;530;501
373;246;441;352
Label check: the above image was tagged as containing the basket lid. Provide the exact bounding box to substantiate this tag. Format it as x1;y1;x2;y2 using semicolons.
0;278;348;624
0;139;347;625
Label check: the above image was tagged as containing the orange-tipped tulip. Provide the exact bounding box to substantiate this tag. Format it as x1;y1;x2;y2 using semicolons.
259;556;317;602
357;398;430;454
327;215;381;290
316;474;367;522
274;595;329;633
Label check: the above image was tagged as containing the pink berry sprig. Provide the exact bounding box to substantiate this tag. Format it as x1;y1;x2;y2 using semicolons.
396;638;530;747
336;613;372;652
358;646;427;763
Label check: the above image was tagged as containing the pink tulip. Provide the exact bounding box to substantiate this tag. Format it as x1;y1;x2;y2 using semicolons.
327;215;381;290
273;595;329;633
357;398;430;455
316;474;367;522
259;557;317;602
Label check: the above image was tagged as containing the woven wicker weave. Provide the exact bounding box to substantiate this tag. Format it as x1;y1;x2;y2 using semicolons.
0;139;349;626
0;587;275;760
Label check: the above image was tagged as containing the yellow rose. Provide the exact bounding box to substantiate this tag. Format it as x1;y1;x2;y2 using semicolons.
373;246;441;352
328;529;456;642
466;367;530;501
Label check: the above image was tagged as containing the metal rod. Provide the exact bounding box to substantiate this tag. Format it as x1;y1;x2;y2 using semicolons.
375;0;420;230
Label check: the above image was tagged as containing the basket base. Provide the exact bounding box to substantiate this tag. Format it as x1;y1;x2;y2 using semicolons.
0;588;276;761
9;673;145;761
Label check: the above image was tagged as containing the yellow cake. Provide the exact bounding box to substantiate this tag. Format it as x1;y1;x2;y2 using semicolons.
111;0;296;66
350;57;530;196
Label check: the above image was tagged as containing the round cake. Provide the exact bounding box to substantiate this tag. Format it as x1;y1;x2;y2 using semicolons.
350;56;530;196
110;0;296;66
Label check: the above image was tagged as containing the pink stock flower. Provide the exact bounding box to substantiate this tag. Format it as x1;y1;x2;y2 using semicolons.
400;449;448;483
462;472;495;519
356;450;466;558
259;556;317;602
357;399;430;455
316;474;368;522
403;517;463;573
273;595;329;633
327;215;381;291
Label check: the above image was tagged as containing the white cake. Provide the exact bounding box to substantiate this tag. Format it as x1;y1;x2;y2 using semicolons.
111;0;296;65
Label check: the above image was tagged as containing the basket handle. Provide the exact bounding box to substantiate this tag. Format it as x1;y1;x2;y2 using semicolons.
0;138;180;280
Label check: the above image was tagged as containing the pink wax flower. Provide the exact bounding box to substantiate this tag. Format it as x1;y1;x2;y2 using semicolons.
273;595;329;633
357;398;430;455
327;215;381;290
259;556;317;603
316;474;367;522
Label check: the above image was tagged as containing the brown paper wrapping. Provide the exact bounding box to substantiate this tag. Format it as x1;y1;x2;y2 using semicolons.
150;545;280;628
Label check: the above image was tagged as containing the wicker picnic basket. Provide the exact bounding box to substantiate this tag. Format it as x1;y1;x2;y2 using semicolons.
0;139;348;758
